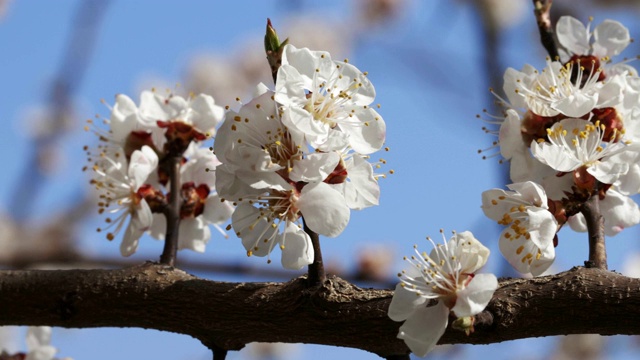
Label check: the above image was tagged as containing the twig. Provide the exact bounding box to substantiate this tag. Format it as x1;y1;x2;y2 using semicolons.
581;195;607;270
384;355;410;360
159;156;182;266
212;347;227;360
303;218;325;286
532;0;559;59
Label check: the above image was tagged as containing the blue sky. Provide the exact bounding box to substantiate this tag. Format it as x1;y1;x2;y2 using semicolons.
2;0;640;359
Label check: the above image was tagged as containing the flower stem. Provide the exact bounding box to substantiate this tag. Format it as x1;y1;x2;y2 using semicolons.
303;218;325;287
582;195;607;270
212;347;227;360
532;0;559;60
159;156;182;266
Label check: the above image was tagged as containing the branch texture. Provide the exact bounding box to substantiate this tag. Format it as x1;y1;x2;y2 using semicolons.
0;264;638;357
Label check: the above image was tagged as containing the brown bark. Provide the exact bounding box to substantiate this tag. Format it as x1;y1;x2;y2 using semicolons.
0;264;638;357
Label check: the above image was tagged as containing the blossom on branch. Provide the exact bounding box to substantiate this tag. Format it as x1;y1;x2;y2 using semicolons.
388;230;497;357
274;44;386;154
482;182;558;276
214;91;350;269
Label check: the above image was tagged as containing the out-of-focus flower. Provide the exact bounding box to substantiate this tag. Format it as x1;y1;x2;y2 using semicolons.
557;16;631;69
388;231;497;357
0;327;72;360
482;182;558;276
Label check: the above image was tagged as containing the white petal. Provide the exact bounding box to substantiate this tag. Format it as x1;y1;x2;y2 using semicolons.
110;94;139;143
280;223;314;270
297;182;350;237
341;155;379;210
526;207;558;250
289;152;340;182
556;16;590;55
451;273;498;317
531;140;581;173
274;65;308;107
128;145;159;190
593;19;630;57
600;190;640;236
397;302;449;357
499;228;555;275
26;327;51;350
498;110;524;160
178;217;210;252
202;195;234;225
388;284;428;322
232;203;278;257
189;94;224;134
507;181;548;207
339;107;386;154
552;92;597;118
588;161;628;185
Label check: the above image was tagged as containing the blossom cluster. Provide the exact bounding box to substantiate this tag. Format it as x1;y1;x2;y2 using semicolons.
214;44;387;269
85;89;234;256
85;43;386;268
481;16;640;275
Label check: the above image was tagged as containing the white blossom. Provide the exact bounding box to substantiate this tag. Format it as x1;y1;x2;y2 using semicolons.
388;231;497;357
275;44;386;154
482;182;558;276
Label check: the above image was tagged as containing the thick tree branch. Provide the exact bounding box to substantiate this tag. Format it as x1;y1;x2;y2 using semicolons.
0;264;638;357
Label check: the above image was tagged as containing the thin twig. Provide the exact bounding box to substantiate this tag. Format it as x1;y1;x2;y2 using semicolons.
303;218;325;286
159;156;182;266
581;195;607;270
532;0;559;60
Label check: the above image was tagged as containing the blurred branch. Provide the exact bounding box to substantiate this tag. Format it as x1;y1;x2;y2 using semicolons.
0;265;639;357
9;0;110;222
532;0;559;59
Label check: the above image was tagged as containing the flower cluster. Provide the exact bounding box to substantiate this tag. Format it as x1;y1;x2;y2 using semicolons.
214;44;387;269
480;16;640;274
388;231;498;357
85;90;234;256
0;327;71;360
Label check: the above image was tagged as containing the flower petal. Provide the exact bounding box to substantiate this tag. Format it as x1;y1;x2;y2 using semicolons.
388;284;428;322
298;182;350;237
280;223;314;270
397;302;449;357
451;273;498;317
556;16;590;55
593;19;630;57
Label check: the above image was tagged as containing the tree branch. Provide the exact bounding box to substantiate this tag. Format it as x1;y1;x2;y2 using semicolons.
532;0;559;59
0;264;638;357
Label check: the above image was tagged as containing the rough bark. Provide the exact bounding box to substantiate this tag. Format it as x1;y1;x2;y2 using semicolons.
0;264;638;357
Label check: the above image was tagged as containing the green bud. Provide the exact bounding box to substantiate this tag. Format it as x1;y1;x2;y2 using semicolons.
451;316;475;336
264;18;290;83
264;18;281;53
